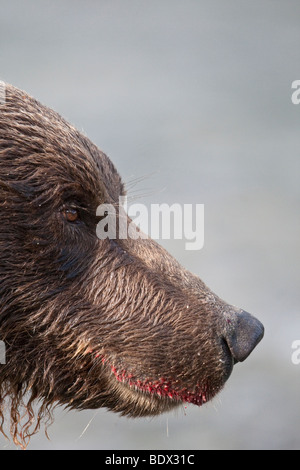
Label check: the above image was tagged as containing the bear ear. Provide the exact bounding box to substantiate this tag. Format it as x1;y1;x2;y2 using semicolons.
223;310;264;363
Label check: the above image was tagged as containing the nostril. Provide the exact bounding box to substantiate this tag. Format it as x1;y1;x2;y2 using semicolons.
224;310;264;363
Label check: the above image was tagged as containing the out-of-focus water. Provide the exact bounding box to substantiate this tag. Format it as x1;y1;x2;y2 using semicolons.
1;0;300;450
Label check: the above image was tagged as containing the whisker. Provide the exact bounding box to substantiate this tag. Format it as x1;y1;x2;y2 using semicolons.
124;171;159;190
75;410;100;442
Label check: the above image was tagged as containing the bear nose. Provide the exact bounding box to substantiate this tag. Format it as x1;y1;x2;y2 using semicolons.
223;310;264;363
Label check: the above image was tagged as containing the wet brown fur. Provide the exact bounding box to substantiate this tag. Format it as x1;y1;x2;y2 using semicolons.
0;84;263;448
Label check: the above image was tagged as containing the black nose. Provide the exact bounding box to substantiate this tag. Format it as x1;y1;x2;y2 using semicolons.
223;310;264;362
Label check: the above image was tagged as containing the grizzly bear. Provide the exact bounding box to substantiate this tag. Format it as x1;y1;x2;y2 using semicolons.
0;83;264;448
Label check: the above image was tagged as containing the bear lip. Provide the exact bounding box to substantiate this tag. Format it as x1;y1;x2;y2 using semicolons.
97;354;209;406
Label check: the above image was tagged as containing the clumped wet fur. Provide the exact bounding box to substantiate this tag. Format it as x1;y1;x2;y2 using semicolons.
0;84;264;448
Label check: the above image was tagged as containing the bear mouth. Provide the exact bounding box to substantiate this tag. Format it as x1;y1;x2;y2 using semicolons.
98;355;210;407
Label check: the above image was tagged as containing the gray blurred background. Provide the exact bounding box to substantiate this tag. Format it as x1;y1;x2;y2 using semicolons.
0;0;299;450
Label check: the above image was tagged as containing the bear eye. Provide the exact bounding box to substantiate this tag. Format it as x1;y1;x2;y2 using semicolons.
62;208;79;223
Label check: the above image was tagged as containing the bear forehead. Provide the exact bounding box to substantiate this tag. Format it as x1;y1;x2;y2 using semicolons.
0;84;124;204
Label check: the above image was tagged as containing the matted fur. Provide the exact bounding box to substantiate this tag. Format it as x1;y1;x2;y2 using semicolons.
0;84;263;448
